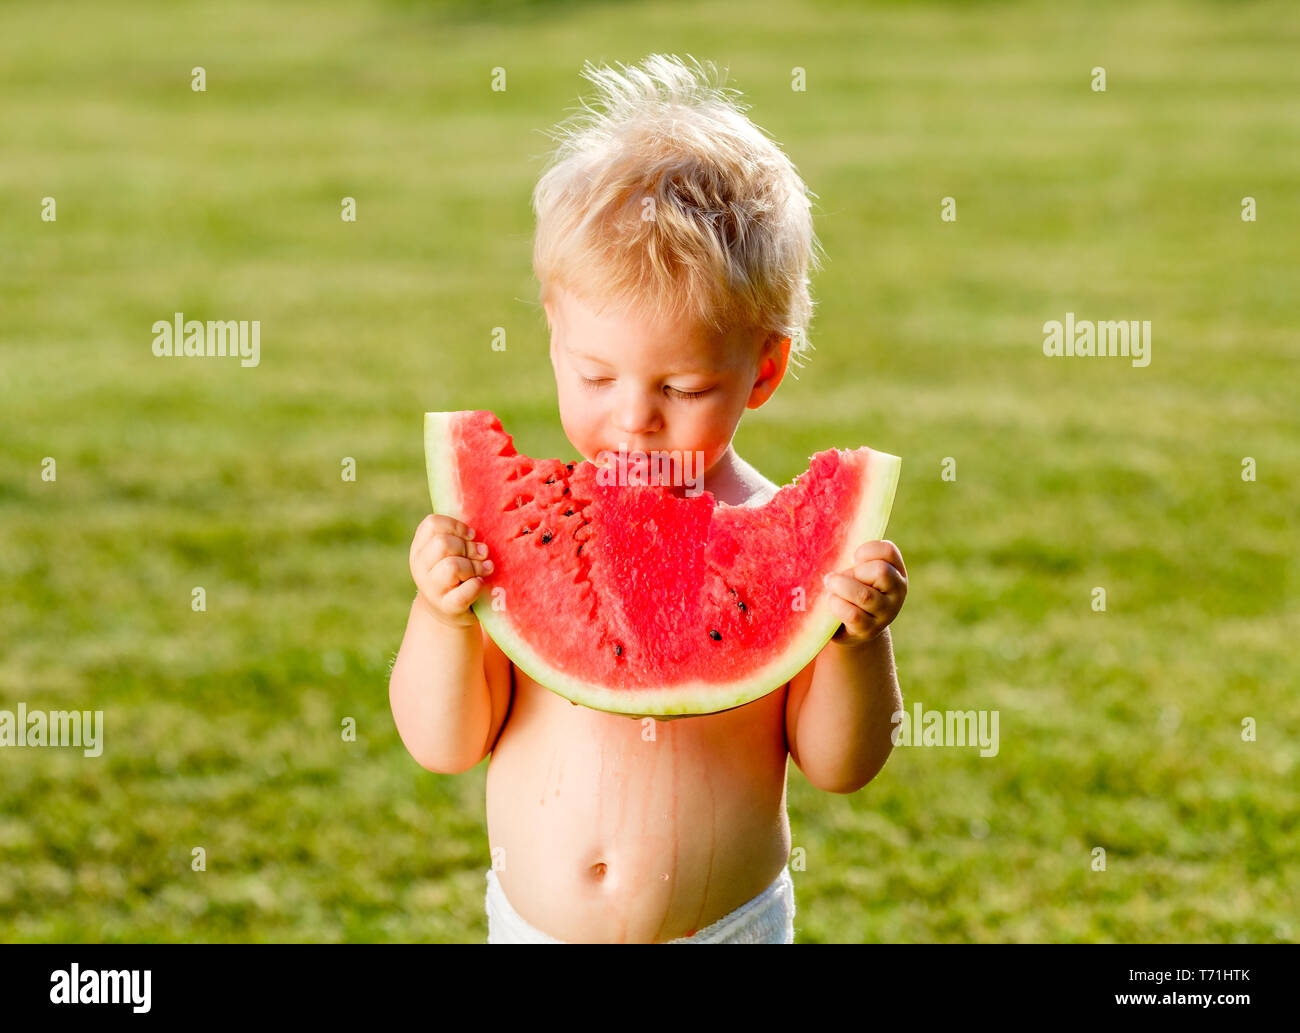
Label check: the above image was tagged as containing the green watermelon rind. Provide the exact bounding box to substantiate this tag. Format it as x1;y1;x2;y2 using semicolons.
424;411;901;718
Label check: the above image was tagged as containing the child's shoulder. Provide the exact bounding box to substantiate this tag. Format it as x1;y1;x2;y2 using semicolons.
728;452;780;508
741;477;780;508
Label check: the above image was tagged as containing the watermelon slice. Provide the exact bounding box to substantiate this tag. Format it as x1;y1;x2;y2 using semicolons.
424;410;901;717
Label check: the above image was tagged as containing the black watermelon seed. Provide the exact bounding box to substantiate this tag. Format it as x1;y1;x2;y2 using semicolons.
566;463;575;471
565;509;574;517
562;486;570;495
520;527;531;535
709;630;722;641
545;477;555;485
541;531;553;544
576;543;584;556
738;601;747;612
614;644;622;657
728;587;737;595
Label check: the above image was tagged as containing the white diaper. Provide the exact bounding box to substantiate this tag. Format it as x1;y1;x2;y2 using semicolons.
485;866;795;944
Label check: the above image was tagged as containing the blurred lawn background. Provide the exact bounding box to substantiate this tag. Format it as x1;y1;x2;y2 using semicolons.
1;0;1297;942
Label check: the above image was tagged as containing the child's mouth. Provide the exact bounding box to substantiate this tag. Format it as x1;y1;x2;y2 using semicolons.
592;447;701;489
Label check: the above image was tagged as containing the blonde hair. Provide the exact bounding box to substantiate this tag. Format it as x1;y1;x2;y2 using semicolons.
531;54;822;372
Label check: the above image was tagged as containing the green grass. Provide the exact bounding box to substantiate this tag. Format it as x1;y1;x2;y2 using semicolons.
1;0;1297;942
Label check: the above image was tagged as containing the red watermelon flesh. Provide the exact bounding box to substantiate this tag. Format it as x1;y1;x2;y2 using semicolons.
425;410;901;717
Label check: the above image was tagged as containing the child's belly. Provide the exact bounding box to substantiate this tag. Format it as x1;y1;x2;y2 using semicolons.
485;669;792;943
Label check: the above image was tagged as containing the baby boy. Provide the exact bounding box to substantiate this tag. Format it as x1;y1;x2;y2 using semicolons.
389;54;907;943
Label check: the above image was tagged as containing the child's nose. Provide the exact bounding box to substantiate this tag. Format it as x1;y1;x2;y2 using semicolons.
613;397;663;436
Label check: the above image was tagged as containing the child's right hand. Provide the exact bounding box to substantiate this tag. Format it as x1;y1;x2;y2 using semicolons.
410;514;493;628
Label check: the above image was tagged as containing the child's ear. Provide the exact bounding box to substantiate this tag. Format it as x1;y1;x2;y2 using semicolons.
747;333;791;409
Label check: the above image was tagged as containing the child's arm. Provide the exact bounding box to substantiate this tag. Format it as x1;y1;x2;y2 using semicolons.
389;515;511;773
785;541;908;794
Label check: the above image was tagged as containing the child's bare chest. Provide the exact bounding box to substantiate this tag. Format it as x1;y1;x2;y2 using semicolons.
483;668;792;942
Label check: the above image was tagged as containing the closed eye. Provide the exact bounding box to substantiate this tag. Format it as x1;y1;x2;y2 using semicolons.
580;377;710;401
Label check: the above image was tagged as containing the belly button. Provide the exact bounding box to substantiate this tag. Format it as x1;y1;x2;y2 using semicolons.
590;862;608;879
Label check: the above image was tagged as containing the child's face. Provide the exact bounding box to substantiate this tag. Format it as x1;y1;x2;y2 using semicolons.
545;286;788;483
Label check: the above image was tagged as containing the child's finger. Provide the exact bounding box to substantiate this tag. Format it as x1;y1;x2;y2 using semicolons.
854;540;906;579
411;515;438;562
432;554;492;590
851;559;904;595
416;514;473;552
888;541;906;579
824;572;884;613
828;592;875;631
431;513;473;538
418;533;482;570
445;573;486;610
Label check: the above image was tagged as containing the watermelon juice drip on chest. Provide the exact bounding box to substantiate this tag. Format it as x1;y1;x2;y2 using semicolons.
425;410;901;717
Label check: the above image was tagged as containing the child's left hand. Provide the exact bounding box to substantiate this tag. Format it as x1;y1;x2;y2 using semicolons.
823;540;907;647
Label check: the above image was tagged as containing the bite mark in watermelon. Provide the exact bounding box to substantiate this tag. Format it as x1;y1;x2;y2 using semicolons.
425;410;901;718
